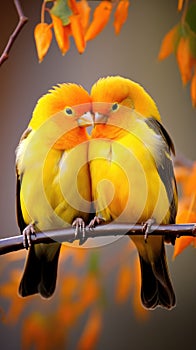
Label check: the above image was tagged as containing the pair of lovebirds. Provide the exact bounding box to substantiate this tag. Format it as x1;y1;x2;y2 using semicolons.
16;76;177;310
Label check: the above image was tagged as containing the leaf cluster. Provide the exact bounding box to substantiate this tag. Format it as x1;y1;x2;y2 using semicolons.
34;0;130;62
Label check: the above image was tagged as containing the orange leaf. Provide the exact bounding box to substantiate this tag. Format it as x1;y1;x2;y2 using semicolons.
176;207;196;224
77;307;102;350
70;14;86;53
51;15;70;55
69;0;79;15
191;68;196;107
85;1;112;41
183;163;196;196
173;236;195;258
0;269;29;324
176;36;192;85
57;302;81;326
178;0;184;11
22;313;49;350
114;0;129;35
158;25;178;60
115;264;132;302
77;0;91;33
174;191;196;257
34;23;53;62
22;312;67;350
174;165;190;184
60;274;79;299
80;275;100;309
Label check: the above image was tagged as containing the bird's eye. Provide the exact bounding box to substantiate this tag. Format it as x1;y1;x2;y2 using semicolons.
64;107;73;116
111;102;119;112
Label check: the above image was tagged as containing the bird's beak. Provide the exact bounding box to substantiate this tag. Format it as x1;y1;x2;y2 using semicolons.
94;112;108;124
77;111;94;127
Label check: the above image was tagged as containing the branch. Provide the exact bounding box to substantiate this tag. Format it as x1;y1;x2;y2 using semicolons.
0;0;28;66
0;223;195;256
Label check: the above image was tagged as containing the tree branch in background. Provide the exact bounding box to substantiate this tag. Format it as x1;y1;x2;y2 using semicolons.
0;223;195;255
0;0;28;66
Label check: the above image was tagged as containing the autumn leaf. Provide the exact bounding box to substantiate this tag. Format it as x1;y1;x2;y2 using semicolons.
51;14;70;55
34;23;53;62
50;0;72;26
174;165;191;184
191;68;196;107
0;269;29;324
173;236;196;258
77;307;102;350
115;264;132;302
173;162;196;258
70;14;86;53
176;36;192;85
57;300;82;327
79;274;101;309
114;0;129;35
181;162;196;197
22;312;67;350
158;2;196;107
69;0;79;15
60;274;79;300
22;313;49;350
178;0;184;12
158;25;179;60
85;1;112;41
77;0;91;33
173;195;196;258
71;247;88;267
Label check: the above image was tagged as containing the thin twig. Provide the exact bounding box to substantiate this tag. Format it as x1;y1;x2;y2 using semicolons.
0;0;28;66
0;223;195;256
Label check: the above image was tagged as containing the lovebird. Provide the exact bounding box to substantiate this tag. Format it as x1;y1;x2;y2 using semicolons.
88;76;177;309
16;83;92;298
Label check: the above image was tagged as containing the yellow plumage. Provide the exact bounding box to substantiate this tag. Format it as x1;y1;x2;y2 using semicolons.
89;76;177;309
16;83;91;298
91;76;161;120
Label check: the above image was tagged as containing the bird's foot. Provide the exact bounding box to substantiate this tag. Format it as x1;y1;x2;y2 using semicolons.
23;223;36;249
72;217;86;245
88;216;106;230
142;218;156;243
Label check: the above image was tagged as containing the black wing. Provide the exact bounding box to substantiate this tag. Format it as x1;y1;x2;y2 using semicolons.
16;173;27;233
145;118;178;227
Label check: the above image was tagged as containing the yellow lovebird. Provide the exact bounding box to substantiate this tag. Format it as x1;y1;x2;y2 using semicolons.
88;76;177;309
16;83;92;298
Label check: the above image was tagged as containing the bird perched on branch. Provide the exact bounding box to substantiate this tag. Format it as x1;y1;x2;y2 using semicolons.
16;83;92;298
88;76;177;309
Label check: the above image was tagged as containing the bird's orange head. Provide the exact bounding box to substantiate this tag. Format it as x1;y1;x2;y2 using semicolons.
28;83;92;149
90;76;161;139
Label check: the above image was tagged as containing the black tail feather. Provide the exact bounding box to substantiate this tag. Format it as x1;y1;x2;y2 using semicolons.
19;243;61;298
139;248;176;310
139;255;159;309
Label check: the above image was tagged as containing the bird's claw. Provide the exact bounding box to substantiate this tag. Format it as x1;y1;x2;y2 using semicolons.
72;218;86;245
88;216;106;230
142;218;156;243
22;223;36;249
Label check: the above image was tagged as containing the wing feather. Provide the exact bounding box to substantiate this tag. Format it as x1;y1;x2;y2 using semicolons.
145;118;177;226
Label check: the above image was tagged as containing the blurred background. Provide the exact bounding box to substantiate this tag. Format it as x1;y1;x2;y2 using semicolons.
0;0;196;349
